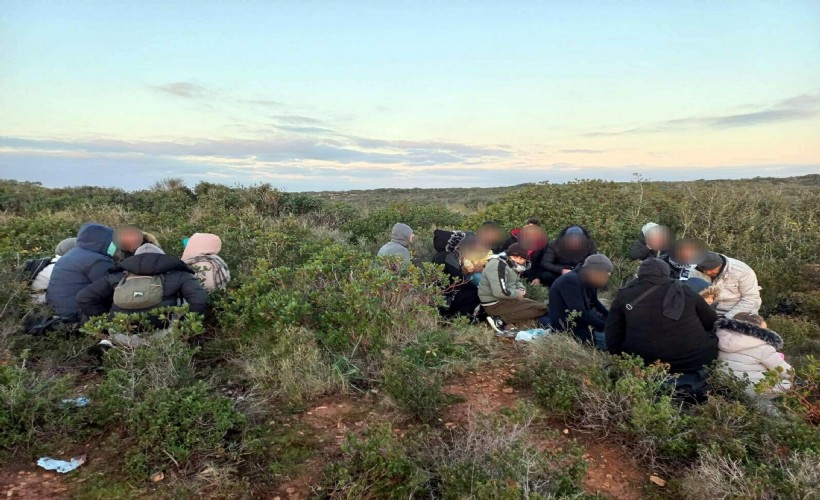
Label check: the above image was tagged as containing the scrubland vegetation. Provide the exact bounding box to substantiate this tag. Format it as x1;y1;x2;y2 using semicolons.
0;175;818;498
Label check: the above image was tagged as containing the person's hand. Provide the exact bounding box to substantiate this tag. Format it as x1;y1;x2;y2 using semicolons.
531;278;541;286
474;262;485;273
561;268;572;275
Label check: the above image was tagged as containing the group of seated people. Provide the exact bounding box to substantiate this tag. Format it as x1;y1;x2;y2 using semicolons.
378;218;787;398
28;223;230;333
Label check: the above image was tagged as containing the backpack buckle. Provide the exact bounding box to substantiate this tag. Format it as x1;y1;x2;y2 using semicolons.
625;304;633;311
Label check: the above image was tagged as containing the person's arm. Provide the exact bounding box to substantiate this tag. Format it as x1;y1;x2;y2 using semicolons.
180;275;209;314
87;258;114;282
627;239;650;260
76;277;115;319
540;243;565;274
694;292;718;331
724;269;762;319
604;297;626;354
759;346;793;373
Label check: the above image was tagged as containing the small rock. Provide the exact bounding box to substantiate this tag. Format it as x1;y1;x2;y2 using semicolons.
582;453;591;459
605;473;613;479
370;389;379;394
649;475;667;487
150;471;165;482
273;497;281;500
502;387;514;394
444;422;457;429
563;428;570;434
315;406;328;411
286;487;295;494
603;482;611;488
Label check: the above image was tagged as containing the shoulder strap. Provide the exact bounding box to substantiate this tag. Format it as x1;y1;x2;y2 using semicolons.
625;285;660;311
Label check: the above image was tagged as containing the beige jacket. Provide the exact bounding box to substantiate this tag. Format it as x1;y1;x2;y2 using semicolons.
711;255;762;319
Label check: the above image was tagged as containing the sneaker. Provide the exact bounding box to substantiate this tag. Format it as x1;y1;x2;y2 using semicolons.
486;316;507;334
496;326;520;338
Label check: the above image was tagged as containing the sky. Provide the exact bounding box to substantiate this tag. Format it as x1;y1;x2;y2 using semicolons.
1;1;819;191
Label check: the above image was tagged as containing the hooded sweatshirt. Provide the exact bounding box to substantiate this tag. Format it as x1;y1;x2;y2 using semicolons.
182;233;230;291
76;247;207;320
714;318;792;394
47;224;115;318
605;258;718;374
31;237;79;303
377;223;413;262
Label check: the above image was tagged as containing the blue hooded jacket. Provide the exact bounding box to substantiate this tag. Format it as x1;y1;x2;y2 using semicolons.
46;223;114;317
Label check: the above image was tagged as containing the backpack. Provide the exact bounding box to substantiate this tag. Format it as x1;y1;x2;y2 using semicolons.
112;272;165;310
22;256;54;283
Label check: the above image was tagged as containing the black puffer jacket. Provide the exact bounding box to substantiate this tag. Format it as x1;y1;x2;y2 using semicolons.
539;226;597;280
77;253;208;319
605;259;718;374
627;232;667;261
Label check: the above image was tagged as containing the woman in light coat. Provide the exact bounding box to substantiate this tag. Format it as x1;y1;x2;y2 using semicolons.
715;313;792;395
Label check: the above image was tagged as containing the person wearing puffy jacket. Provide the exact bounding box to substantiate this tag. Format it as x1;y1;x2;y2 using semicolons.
627;222;671;261
47;224;116;319
714;313;792;395
697;251;762;319
539;225;597;286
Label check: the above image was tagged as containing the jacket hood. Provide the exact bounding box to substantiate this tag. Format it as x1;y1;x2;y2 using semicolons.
182;233;222;260
557;225;592;241
77;224;114;255
114;253;193;276
635;258;685;320
433;229;454;253
637;258;672;283
55;238;78;257
390;223;414;248
715;318;784;349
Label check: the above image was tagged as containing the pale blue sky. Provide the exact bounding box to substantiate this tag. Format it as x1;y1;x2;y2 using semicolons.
1;1;818;190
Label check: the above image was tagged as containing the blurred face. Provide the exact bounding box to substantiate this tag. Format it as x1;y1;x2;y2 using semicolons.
519;225;547;251
564;234;583;250
584;269;611;288
675;243;701;265
478;227;503;247
116;227;143;252
645;228;670;251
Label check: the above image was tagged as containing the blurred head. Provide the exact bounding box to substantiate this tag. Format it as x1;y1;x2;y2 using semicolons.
581;254;613;288
477;221;504;247
645;225;671;251
734;312;767;329
524;217;541;227
115;225;145;253
672;238;706;266
519;224;548;252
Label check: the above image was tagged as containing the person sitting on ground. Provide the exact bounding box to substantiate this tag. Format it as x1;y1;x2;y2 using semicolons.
517;224;549;284
431;230;482;319
377;223;414;263
500;217;542;252
181;233;231;291
548;254;612;349
663;238;709;282
114;225;161;261
605;258;718;374
479;243;547;334
77;243;208;323
539;225;598;286
476;221;506;254
47;224;116;320
714;312;792;395
29;238;77;304
628;223;671;261
696;251;762;319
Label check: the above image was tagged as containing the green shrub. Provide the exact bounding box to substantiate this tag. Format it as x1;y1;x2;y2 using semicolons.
125;381;245;477
383;355;450;423
0;361;74;455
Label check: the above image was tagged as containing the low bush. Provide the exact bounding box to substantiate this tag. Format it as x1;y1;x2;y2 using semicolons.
383;355;450;423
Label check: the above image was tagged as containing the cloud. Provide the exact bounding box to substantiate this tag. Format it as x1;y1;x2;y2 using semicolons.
586;91;820;136
272;115;326;126
150;81;206;98
560;149;604;154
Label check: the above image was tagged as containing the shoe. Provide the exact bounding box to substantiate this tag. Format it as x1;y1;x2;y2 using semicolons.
486;316;507;334
497;326;521;338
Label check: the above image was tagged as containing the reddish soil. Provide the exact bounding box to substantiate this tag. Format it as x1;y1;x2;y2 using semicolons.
0;468;70;499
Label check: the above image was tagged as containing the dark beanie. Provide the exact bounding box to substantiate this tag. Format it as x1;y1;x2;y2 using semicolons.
506;243;529;260
697;251;724;271
583;254;613;273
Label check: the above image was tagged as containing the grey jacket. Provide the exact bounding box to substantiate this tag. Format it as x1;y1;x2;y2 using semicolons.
377;223;413;262
711;255;762;318
478;255;526;304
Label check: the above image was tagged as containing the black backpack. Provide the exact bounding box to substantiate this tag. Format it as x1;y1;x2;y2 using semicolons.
22;256;54;283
